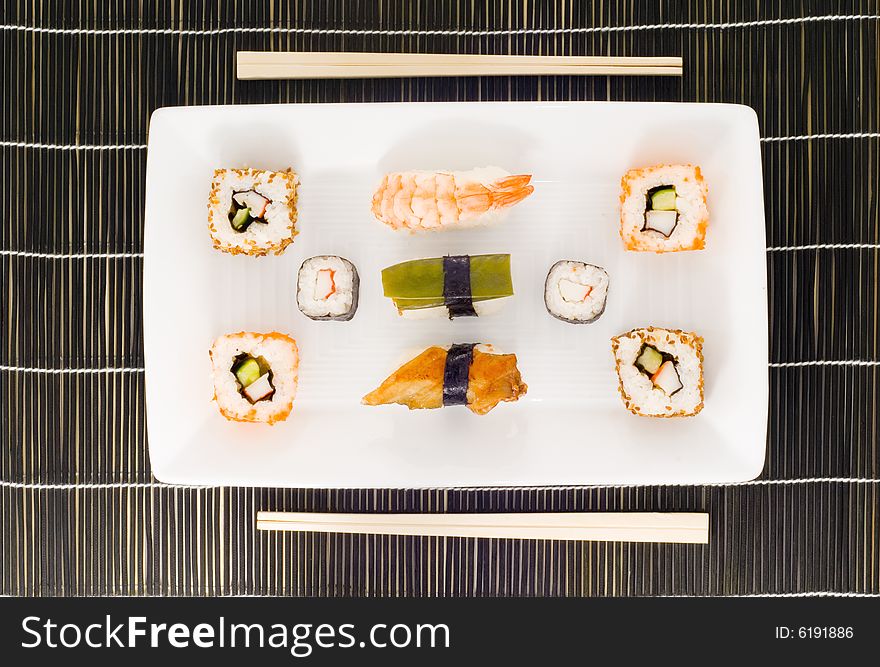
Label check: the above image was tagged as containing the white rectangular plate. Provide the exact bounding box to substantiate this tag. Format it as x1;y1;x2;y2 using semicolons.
144;101;767;488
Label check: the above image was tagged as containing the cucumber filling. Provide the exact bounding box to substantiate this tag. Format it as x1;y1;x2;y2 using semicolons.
232;354;275;403
643;186;678;237
634;344;664;375
228;189;271;233
634;344;683;396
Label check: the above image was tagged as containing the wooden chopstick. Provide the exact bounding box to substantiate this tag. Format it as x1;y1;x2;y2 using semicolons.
237;52;683;79
256;512;709;544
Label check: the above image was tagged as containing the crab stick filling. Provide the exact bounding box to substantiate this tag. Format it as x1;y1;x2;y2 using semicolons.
314;268;337;300
558;279;593;303
233;190;270;218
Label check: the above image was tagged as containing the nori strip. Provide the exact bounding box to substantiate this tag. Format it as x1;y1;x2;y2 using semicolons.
443;344;476;406
443;255;477;318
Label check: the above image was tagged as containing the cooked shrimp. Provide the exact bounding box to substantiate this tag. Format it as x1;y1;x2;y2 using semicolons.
371;167;534;231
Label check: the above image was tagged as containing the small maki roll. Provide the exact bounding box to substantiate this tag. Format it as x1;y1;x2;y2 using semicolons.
544;260;609;324
381;254;513;319
208;167;299;256
362;343;527;415
619;163;709;252
296;255;359;321
209;332;299;424
611;327;704;418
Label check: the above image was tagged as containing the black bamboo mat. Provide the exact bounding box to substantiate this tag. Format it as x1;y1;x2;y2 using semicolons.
2;1;879;596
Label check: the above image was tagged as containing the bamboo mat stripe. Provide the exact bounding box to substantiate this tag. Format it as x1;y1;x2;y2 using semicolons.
1;1;879;596
2;478;880;491
4;133;880;150
2;484;878;596
4;360;880;373
2;364;878;486
5;252;877;366
2;245;880;258
3;146;879;252
2;14;879;35
2;17;878;144
1;133;877;153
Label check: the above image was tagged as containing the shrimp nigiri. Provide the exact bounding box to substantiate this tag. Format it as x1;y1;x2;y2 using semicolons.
370;166;534;232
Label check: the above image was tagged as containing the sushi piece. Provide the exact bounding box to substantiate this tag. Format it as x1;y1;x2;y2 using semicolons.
544;260;610;324
362;344;527;415
209;332;299;424
371;167;534;232
611;327;704;418
619;164;709;252
296;255;360;321
382;254;513;319
207;167;299;256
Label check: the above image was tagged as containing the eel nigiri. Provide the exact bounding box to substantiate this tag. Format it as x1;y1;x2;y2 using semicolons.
371;167;534;232
362;344;528;415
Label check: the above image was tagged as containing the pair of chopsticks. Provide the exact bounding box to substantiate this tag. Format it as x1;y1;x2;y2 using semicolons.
257;512;709;544
237;52;683;80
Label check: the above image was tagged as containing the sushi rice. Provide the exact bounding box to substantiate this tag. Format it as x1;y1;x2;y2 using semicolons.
210;332;299;425
611;327;704;418
544;260;609;324
396;298;507;320
296;255;359;321
208;167;299;256
619;163;709;252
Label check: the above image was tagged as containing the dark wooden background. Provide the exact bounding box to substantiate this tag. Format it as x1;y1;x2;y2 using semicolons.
1;1;878;596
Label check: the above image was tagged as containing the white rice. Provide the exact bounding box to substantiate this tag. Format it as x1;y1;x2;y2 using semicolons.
209;332;299;425
207;168;299;256
611;327;704;417
397;297;508;319
619;164;709;252
296;256;359;321
544;261;609;323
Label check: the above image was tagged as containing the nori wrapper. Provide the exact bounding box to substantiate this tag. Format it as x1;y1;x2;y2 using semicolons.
442;255;477;318
442;343;476;406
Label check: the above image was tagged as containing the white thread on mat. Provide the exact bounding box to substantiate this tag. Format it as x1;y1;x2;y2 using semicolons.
0;365;144;373
762;132;880;142
3;245;880;260
2;133;877;153
0;249;144;259
3;360;878;373
0;140;147;150
0;481;204;490
2;245;878;259
0;14;878;36
0;477;877;491
767;243;880;251
221;591;880;597
769;360;880;367
661;592;880;598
